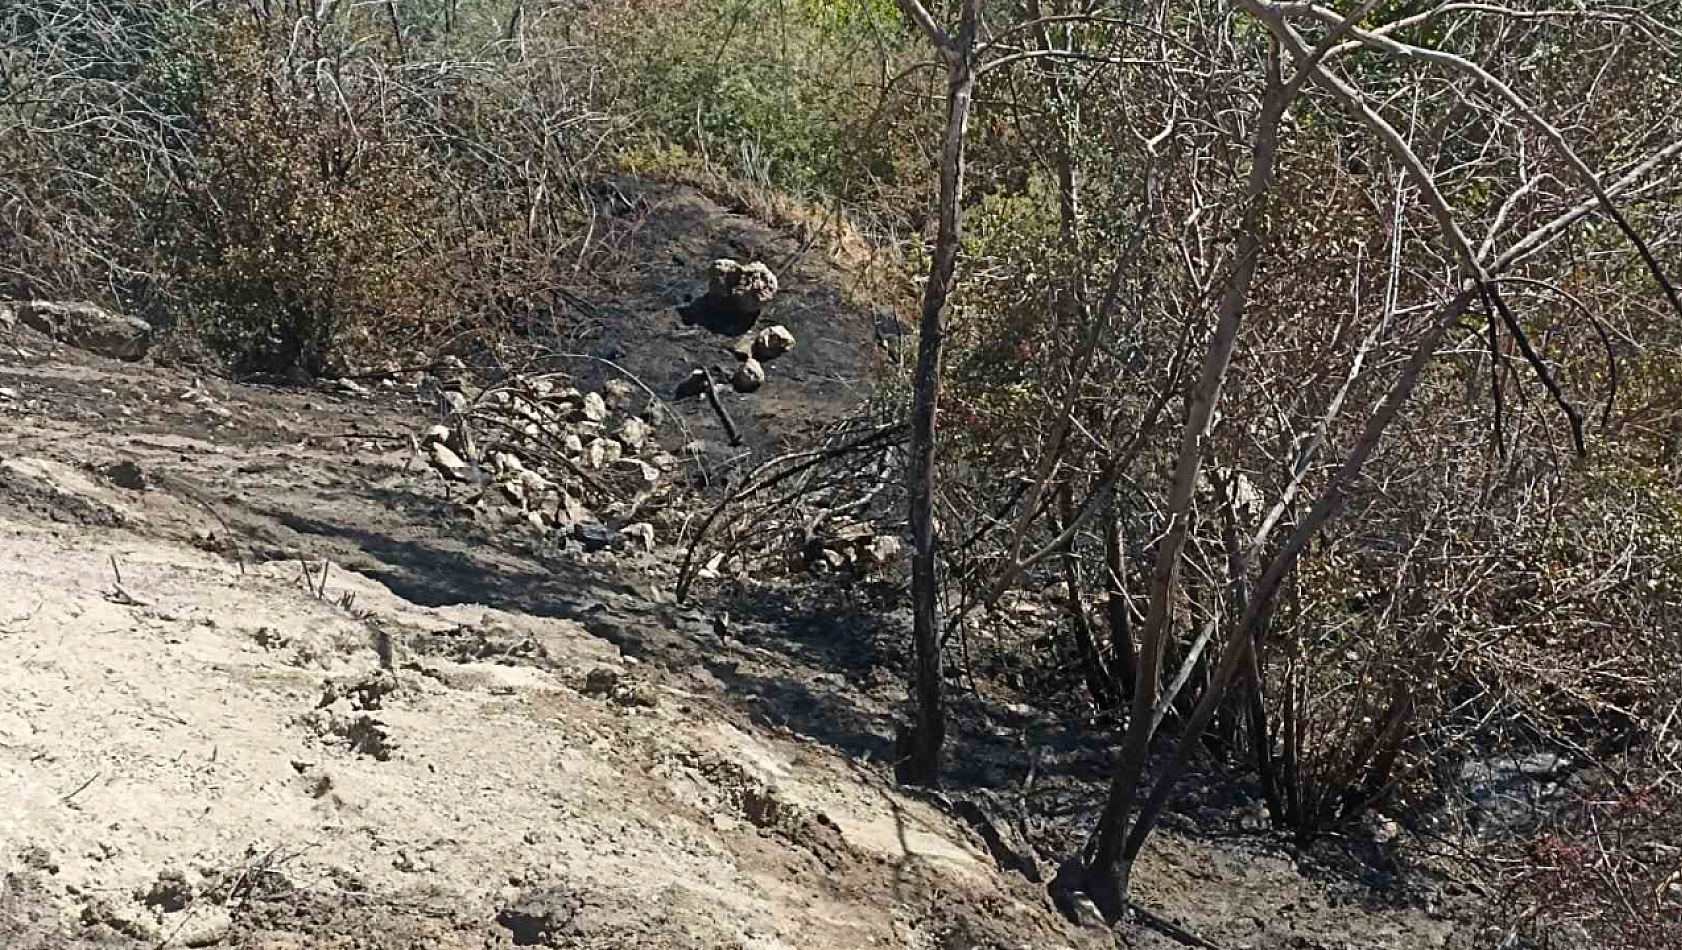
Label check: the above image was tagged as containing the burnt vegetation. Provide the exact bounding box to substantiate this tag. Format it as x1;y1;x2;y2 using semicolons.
7;0;1682;945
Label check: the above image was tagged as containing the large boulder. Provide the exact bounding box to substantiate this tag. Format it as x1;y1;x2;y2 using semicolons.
678;259;778;336
15;300;153;361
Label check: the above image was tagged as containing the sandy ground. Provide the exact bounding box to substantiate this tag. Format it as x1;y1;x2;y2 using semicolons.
0;320;1093;950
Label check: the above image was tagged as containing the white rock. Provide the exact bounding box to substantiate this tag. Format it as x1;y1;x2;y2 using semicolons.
441;389;471;416
864;535;904;566
429;442;470;480
581;391;609;423
584;437;623;470
620;522;656;552
618;416;652;451
751;325;796;362
604;379;635;403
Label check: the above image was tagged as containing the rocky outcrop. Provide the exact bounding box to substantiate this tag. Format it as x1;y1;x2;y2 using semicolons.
10;300;153;361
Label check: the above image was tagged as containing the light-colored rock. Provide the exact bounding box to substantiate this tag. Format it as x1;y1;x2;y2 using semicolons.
604;379;635;403
580;391;609;423
16;300;153;361
519;470;550;498
732;359;766;394
584;437;623;470
551;490;588;526
620;522;656;552
706;259;779;318
441;389;471;416
751;325;796;362
562;432;585;455
172;906;233;948
499;479;528;506
618;417;652;451
863;535;904;566
430;442;471;481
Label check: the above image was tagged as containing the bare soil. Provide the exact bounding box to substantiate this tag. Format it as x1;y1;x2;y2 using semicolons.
2;181;1476;950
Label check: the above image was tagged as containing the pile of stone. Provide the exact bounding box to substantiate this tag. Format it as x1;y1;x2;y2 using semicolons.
726;323;797;394
787;518;903;577
416;371;678;555
669;258;798;397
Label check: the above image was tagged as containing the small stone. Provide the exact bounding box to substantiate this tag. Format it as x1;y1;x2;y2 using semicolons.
550;490;588;527
604;379;635;403
421;425;450;446
561;432;585;455
751;325;796;362
430;442;471;480
609;457;660;491
584;666;622;696
574;522;619;552
440;390;471;416
580;391;609;423
674;369;709;400
499;479;528;506
815;547;848;572
139;868;195;913
334;378;368;395
612;682;660;708
497;888;583;947
0;386;17;400
683;260;778;333
620;522;656;552
584;437;623;470
732;359;766;394
618;417;652;451
19;845;57;874
17;300;153;361
863;535;904;567
519;469;550;498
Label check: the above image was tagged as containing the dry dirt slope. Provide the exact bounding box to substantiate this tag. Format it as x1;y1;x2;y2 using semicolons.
0;338;1098;949
1;180;1475;950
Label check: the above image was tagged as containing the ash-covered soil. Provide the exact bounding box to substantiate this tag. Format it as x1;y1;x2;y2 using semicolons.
2;180;1475;950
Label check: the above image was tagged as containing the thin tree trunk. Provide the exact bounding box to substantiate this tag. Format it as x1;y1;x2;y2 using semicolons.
896;0;980;787
1103;508;1137;701
1058;485;1119;710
